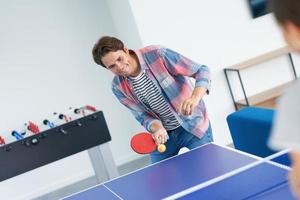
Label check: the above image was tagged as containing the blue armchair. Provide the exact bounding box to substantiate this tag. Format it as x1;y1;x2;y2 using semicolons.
226;107;277;157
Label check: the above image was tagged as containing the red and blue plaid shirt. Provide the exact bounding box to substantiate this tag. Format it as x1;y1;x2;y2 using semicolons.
112;45;211;138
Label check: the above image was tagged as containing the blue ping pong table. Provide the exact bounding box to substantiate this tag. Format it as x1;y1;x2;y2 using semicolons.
63;143;295;200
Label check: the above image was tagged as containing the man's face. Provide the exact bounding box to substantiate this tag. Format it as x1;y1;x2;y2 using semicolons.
281;22;300;52
101;49;132;76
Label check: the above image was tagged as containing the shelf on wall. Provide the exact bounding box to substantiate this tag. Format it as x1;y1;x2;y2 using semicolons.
235;81;292;110
230;46;291;70
224;46;297;111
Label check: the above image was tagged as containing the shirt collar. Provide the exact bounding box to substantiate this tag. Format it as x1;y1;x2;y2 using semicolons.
130;49;148;71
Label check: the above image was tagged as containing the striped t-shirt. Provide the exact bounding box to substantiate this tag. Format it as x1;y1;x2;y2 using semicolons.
130;71;180;131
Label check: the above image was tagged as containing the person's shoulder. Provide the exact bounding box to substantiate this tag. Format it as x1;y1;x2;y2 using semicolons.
139;45;167;54
142;45;165;50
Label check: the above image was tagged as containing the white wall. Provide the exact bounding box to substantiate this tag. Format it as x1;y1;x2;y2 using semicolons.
0;0;114;130
127;0;300;145
106;0;143;49
0;0;140;199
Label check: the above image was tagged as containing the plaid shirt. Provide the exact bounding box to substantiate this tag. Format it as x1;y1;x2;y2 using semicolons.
111;45;211;138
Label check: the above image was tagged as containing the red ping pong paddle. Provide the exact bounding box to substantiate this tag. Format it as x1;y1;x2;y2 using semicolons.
130;132;166;154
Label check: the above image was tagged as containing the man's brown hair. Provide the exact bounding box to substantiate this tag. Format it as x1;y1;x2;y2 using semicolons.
92;36;124;67
269;0;300;27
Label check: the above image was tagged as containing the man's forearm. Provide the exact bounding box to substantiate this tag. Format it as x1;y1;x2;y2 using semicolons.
191;86;207;101
150;121;164;133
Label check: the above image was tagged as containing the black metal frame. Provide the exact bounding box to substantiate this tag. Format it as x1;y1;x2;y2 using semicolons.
224;53;297;111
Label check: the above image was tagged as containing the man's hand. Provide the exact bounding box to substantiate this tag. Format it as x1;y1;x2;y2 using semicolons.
152;127;168;145
178;96;200;116
289;151;300;199
178;86;207;116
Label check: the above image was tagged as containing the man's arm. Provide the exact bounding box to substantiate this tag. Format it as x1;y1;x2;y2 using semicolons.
112;82;159;132
160;48;211;93
160;48;211;115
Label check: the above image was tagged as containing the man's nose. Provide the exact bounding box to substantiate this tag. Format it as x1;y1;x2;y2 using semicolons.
116;63;124;72
115;61;122;68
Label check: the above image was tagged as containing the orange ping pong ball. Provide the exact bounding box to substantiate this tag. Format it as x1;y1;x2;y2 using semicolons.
157;144;166;153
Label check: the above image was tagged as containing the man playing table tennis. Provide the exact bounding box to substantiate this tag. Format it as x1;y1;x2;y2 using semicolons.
92;36;213;163
268;0;300;199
